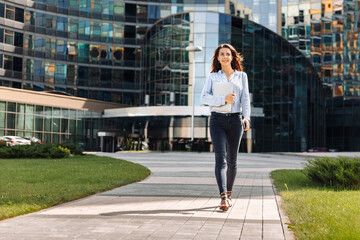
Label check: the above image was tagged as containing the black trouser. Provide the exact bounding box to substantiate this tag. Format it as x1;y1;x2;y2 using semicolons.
210;112;244;194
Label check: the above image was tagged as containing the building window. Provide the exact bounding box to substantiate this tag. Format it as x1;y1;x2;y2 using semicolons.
3;55;13;70
0;4;4;18
5;5;15;20
15;7;24;22
0;29;4;43
313;23;321;32
299;40;306;50
13;56;22;72
325;22;331;30
4;30;13;45
14;32;23;47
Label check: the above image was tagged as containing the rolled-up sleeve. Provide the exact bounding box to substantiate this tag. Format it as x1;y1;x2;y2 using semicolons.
200;73;226;107
241;72;251;120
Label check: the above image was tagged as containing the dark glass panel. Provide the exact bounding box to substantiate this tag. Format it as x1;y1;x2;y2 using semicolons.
14;32;23;47
100;68;112;88
0;4;4;18
13;57;22;72
15;8;24;22
77;66;89;86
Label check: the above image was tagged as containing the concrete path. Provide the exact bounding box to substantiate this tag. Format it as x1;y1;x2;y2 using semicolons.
0;152;307;240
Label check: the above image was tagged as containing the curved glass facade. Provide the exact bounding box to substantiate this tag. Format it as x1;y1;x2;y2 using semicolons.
0;0;225;104
144;11;325;152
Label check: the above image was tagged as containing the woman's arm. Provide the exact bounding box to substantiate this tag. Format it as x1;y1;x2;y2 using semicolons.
200;74;226;107
241;72;251;121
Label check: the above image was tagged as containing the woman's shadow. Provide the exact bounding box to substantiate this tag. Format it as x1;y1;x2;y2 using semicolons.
100;206;222;217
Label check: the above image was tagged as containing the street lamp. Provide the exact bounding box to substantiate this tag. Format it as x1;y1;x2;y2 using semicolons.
186;45;202;142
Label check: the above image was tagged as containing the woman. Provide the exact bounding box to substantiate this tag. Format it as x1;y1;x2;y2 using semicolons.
200;44;251;211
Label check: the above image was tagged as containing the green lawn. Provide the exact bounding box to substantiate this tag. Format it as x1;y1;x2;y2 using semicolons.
0;155;150;221
271;169;360;240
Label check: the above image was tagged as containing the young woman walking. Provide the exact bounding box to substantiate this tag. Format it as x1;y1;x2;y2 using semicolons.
200;44;251;211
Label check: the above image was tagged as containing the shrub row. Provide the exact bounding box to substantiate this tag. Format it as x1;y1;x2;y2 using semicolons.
0;141;7;148
0;143;83;159
304;157;360;190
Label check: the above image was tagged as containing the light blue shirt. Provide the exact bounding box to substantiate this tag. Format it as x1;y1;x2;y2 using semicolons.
200;70;251;121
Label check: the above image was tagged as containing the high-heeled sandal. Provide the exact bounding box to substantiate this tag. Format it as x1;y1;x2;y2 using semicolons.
219;192;229;211
227;191;233;207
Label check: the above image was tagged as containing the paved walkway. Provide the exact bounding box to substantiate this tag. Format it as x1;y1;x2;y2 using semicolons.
0;152;308;240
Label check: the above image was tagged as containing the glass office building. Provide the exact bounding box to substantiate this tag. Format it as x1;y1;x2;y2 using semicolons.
282;0;360;95
281;0;360;150
0;87;111;150
227;0;279;33
2;0;357;151
144;11;325;152
0;0;226;105
0;99;100;149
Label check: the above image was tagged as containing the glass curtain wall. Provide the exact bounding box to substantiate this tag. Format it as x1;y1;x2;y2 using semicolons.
282;0;360;151
145;11;325;152
282;0;360;99
227;0;278;33
0;0;226;105
0;100;100;150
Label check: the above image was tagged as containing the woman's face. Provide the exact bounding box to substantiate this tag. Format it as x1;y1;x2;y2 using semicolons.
217;47;233;67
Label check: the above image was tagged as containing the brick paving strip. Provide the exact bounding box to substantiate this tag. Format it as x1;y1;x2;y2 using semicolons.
0;152;309;240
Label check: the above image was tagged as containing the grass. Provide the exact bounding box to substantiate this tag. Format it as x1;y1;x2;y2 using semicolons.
0;155;150;221
271;169;360;240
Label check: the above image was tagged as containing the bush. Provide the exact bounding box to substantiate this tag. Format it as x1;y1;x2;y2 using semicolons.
0;140;7;148
0;144;71;159
303;157;360;189
49;145;70;158
58;143;83;155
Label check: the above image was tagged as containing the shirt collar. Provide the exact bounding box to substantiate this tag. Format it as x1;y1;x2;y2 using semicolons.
218;69;239;75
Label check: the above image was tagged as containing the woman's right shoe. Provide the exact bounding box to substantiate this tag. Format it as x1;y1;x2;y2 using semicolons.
219;192;229;211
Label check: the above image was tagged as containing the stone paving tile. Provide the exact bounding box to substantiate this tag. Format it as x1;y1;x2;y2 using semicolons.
0;152;305;239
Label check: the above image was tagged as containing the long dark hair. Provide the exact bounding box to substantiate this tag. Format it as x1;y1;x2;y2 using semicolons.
211;44;244;73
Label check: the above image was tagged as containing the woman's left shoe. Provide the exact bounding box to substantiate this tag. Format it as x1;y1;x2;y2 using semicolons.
219;192;229;211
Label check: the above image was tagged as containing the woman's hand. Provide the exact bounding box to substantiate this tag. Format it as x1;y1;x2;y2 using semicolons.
242;119;250;132
225;93;235;104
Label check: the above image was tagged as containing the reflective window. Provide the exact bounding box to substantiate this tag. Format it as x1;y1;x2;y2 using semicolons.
79;0;91;17
114;2;125;21
14;32;23;47
5;5;15;20
58;0;69;9
102;1;113;20
56;40;67;56
4;30;13;45
57;17;68;32
101;22;113;43
0;4;4;18
15;7;24;22
55;63;66;84
79;20;90;40
90;21;101;41
69;18;78;39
